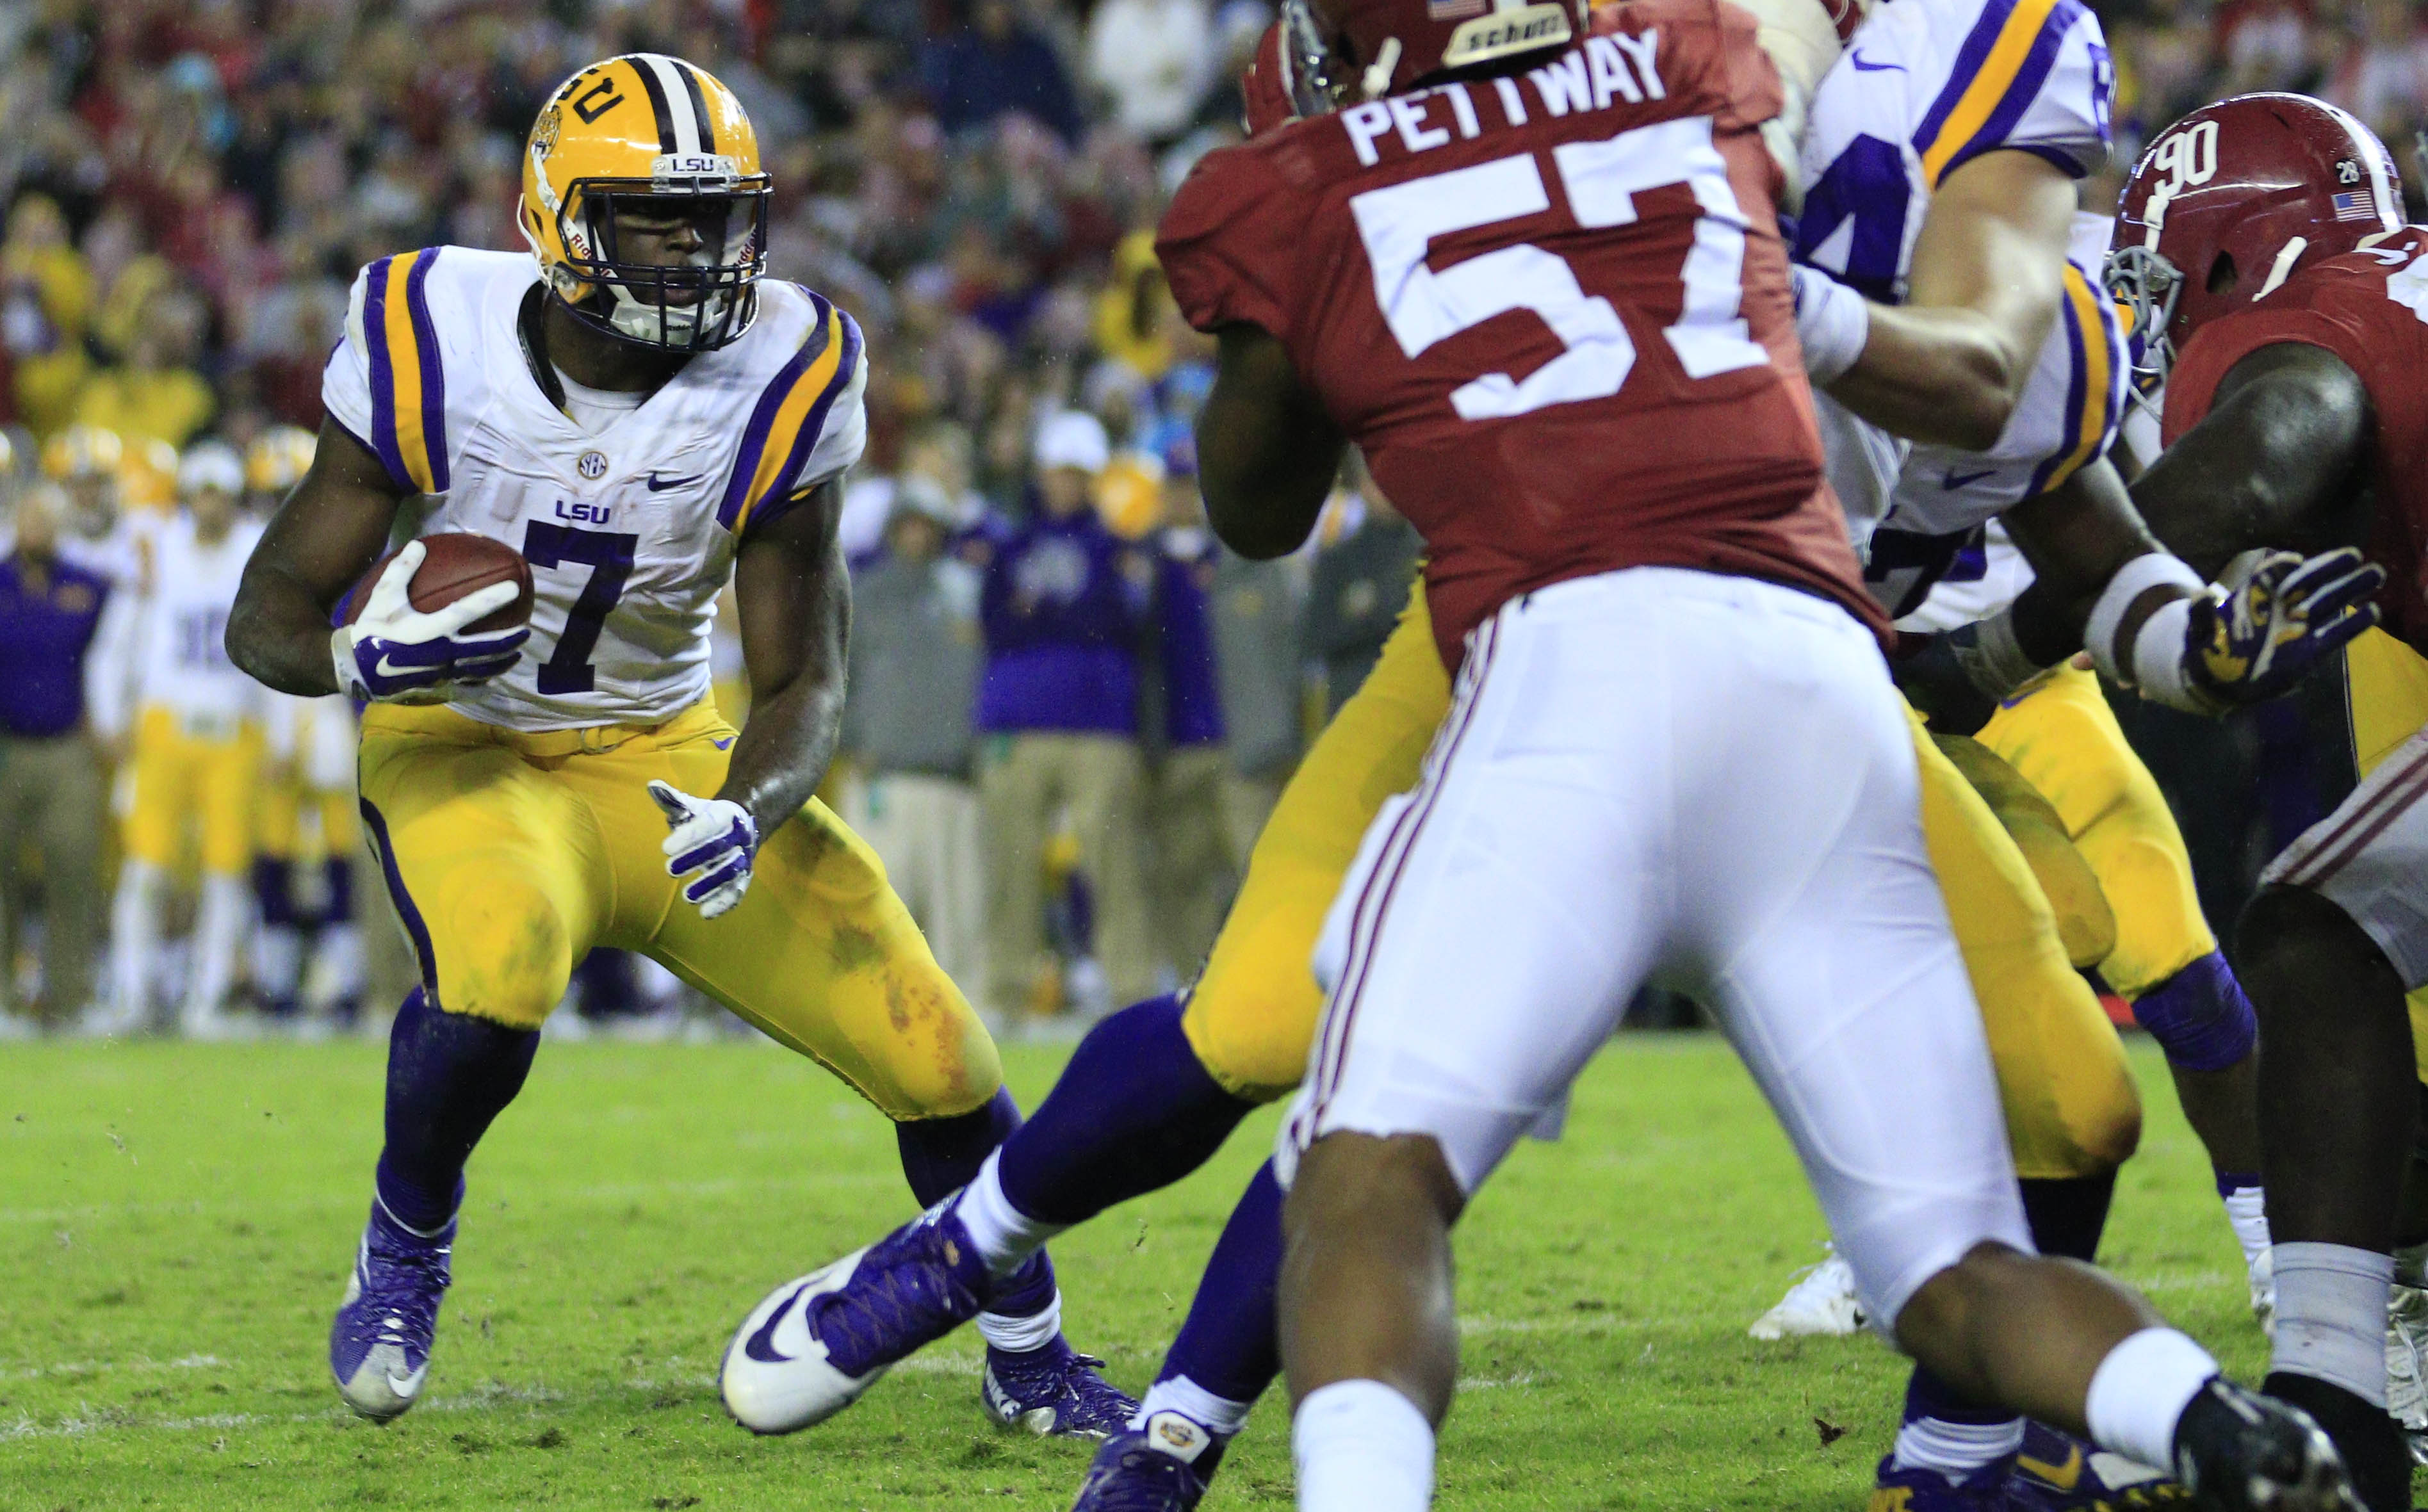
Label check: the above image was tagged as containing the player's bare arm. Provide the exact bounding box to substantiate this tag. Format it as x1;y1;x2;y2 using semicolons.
1198;323;1346;560
715;478;852;840
1817;150;2078;450
2130;341;2377;577
226;418;413;697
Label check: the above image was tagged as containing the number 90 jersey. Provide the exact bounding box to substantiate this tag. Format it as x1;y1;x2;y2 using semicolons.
1157;0;1885;670
322;248;867;732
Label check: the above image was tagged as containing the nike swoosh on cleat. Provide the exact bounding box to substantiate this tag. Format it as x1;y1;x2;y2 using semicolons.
1941;467;1999;489
386;1367;427;1398
1850;51;1903;71
645;472;703;492
744;1281;814;1364
2016;1447;2083;1491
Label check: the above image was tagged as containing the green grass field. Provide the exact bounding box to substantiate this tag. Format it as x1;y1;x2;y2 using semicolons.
0;1034;2275;1511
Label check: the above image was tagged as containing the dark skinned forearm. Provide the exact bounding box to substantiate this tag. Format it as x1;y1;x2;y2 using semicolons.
2001;458;2167;666
718;478;851;839
226;418;409;695
2131;343;2375;578
1200;324;1347;560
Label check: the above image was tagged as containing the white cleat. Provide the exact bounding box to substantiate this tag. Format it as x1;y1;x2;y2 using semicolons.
1748;1249;1865;1340
720;1248;890;1435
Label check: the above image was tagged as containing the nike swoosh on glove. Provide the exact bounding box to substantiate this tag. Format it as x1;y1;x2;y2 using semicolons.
648;780;759;920
330;541;529;704
2184;546;2385;712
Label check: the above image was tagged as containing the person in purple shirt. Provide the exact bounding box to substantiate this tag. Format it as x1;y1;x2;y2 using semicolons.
976;410;1155;1020
918;0;1088;145
0;484;113;1029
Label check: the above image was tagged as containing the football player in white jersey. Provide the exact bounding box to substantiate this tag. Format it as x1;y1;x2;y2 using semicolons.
97;441;265;1039
224;54;1132;1435
1770;1;2378;1505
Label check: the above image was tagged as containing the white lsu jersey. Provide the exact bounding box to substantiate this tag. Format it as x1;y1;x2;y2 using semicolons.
322;248;868;731
130;512;266;733
1791;0;2121;621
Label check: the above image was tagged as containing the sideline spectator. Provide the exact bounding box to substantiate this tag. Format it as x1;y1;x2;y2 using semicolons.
1207;520;1303;861
1303;474;1421;717
1085;0;1215;145
977;409;1153;1017
920;0;1086;143
842;478;990;1002
0;483;110;1030
1142;460;1231;981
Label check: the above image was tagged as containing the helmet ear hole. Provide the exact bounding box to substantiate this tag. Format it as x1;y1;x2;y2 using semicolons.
2204;252;2238;297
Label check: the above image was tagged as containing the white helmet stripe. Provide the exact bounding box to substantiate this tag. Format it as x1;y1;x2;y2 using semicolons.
636;54;704;156
2321;98;2400;231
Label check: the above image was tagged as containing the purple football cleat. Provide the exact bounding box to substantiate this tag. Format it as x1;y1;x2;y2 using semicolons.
1870;1453;2026;1512
329;1197;453;1422
721;1201;990;1434
1070;1411;1228;1509
982;1336;1138;1439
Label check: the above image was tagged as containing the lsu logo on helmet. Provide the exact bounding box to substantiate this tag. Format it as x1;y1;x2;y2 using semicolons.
519;53;771;352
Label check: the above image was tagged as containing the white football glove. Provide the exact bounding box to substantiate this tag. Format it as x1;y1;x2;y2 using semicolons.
648;779;759;920
330;541;528;704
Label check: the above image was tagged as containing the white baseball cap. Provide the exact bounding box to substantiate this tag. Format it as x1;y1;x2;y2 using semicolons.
178;440;244;498
1033;409;1110;475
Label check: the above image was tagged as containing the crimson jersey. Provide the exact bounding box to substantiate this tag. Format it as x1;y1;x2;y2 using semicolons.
2164;229;2428;650
1155;0;1883;669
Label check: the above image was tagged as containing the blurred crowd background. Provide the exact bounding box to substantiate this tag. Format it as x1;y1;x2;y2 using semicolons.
0;0;2409;1040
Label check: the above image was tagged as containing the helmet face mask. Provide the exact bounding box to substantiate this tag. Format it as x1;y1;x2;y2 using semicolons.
2105;241;2183;388
521;55;771;354
551;175;769;350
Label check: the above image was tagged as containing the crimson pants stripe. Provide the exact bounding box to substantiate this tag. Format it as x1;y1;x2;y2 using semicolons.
2283;742;2428;888
1308;614;1506;1126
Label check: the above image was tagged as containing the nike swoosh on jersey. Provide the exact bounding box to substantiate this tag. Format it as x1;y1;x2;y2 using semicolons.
1941;468;1998;489
712;736;735;749
744;1281;815;1363
646;472;704;492
2015;1447;2083;1492
1850;52;1904;72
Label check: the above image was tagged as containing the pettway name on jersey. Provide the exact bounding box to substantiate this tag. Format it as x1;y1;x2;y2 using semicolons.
1159;0;1883;669
322;247;867;732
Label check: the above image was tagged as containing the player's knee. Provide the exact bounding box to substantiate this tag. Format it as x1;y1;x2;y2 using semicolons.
2239;884;2393;1009
1285;1132;1467;1240
869;976;1004;1121
1891;1240;2036;1368
1185;954;1324;1102
435;885;574;1030
2129;952;2256;1072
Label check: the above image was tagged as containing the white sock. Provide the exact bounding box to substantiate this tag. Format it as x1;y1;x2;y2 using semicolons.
2085;1326;2220;1473
2223;1185;2271;1271
1294;1379;1434;1512
956;1150;1066;1278
1891;1414;2024;1483
110;861;161;1022
186;874;249;1019
254;924;303;1003
2270;1241;2393;1407
1132;1373;1255;1436
976;1288;1061;1353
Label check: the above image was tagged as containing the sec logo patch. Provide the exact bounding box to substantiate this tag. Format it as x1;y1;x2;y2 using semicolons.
577;450;608;480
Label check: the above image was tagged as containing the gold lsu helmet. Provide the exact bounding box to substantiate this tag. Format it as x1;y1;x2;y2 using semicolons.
41;423;124;482
519;53;770;352
246;424;317;497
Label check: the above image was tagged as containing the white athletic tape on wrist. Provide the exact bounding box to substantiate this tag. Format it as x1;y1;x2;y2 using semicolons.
1793;266;1870;385
2086;553;2204;687
1950;609;2043;703
2129;594;2208;711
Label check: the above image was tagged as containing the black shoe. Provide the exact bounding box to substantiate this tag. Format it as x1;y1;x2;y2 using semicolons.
2174;1377;2362;1512
2259;1373;2411;1512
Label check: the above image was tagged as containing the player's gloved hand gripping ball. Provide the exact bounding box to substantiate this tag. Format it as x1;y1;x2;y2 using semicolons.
649;781;759;920
332;535;533;703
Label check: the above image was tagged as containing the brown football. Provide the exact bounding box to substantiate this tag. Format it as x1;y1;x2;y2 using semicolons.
343;532;534;633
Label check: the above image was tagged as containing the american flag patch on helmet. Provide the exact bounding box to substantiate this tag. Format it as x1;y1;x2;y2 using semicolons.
2333;190;2379;222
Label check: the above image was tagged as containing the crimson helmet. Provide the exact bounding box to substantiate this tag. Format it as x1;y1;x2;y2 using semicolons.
2108;93;2404;385
1281;0;1584;108
1241;20;1303;135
